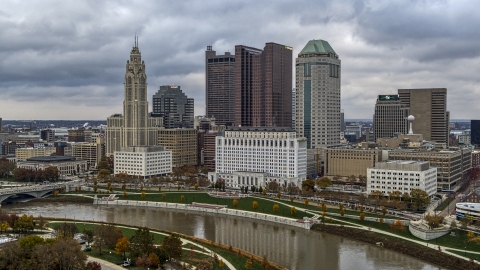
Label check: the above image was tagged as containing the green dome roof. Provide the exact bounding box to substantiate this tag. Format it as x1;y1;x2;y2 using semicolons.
299;39;336;55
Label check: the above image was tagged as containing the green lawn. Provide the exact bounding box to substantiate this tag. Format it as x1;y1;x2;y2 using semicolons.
255;195;397;219
114;192;311;218
445;249;480;260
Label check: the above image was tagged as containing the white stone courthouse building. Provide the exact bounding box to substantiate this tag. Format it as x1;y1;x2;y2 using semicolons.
208;127;307;189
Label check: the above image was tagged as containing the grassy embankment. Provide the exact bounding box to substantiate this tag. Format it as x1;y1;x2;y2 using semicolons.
48;221;281;270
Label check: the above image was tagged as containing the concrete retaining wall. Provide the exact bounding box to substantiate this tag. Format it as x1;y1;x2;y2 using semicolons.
408;223;450;240
93;198;312;229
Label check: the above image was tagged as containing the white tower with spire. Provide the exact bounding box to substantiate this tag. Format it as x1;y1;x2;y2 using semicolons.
106;37;163;155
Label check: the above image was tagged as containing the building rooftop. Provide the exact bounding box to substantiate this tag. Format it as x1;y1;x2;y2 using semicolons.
26;156;77;162
299;39;336;55
227;126;295;132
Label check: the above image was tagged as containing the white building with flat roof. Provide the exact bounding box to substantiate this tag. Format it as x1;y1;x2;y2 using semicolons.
367;160;437;197
209;127;307;188
114;146;172;178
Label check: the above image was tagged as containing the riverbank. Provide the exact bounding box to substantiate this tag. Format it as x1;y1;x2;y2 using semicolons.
312;224;480;270
33;195;93;203
47;218;287;270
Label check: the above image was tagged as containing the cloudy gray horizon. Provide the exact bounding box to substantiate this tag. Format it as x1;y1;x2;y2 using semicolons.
1;0;479;120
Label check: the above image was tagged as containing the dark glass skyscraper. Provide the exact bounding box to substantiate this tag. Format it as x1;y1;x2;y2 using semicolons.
472;120;480;146
234;43;292;127
152;85;194;128
205;46;235;126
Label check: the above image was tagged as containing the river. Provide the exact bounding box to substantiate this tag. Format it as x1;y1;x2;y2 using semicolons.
1;202;440;270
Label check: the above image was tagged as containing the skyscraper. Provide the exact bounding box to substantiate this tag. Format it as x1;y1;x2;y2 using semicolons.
373;94;409;140
152;85;194;128
106;38;162;155
471;120;480;146
234;43;292;127
398;88;449;145
205;46;235;126
295;39;341;149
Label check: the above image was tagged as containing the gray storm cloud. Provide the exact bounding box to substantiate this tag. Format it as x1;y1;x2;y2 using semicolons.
0;0;479;120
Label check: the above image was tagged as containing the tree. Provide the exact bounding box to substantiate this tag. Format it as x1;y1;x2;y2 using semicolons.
424;214;444;230
379;218;384;225
233;199;238;208
54;222;78;239
290;207;296;216
86;261;102;270
261;255;270;269
315;177;332;189
43;166;59;181
148;252;160;267
369;190;383;210
98;169;111;180
402;192;411;203
276;192;281;199
136;255;151;269
115;237;130;260
262;189;266;195
194;183;199;190
267;181;279;192
162;194;166;200
129;227;155;259
289;196;294;202
390;220;405;231
197;260;213;270
161;233;183;262
304;199;309;206
301;179;315;192
381;207;387;216
450;220;458;231
123;191;128;198
460;217;472;229
141;191;146;200
13;214;34;235
245;259;253;269
0;221;9;233
0;157;15;178
180;195;185;202
273;204;279;213
389;191;402;201
82;229;94;246
410;189;431;210
93;224;110;254
395;201;407;211
252;201;258;210
359;212;365;221
98;155;111;171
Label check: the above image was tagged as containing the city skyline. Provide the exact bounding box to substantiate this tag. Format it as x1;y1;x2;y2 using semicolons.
1;1;479;120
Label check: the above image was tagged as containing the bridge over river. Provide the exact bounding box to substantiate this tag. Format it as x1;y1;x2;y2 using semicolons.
0;180;83;204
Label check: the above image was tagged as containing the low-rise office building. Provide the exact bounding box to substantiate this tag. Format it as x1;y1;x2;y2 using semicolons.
367;160;437;197
17;156;88;178
209;127;307;188
114;146;172;178
388;147;471;190
15;147;56;161
157;128;197;168
324;144;384;178
71;139;105;169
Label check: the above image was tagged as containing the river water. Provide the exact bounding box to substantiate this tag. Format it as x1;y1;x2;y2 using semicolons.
2;202;439;270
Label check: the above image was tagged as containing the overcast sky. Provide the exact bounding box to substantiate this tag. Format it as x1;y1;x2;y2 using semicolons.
0;0;479;120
